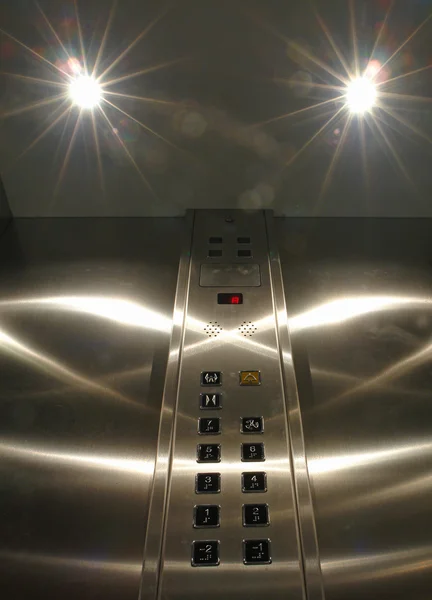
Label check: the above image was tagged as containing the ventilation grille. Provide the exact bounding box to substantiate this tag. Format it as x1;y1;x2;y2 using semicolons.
238;321;257;337
204;321;223;338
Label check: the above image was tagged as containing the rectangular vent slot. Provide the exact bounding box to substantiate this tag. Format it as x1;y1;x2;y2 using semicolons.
238;249;252;258
209;237;223;244
237;237;251;244
208;249;223;258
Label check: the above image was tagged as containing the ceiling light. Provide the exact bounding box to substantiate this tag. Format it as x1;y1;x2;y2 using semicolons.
345;76;377;114
68;75;102;109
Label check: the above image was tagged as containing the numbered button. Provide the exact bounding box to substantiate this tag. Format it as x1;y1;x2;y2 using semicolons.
243;504;269;526
241;417;264;434
194;505;220;528
242;472;267;493
192;540;220;567
197;444;221;463
196;473;221;494
198;418;221;435
243;539;271;565
241;443;265;462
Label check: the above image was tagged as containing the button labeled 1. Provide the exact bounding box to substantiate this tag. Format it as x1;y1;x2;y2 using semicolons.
194;505;220;528
192;540;220;566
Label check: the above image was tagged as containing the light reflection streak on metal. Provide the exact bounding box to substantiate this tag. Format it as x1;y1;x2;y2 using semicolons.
0;326;132;404
289;295;432;332
0;441;153;476
308;440;432;476
0;296;172;332
322;545;432;581
0;550;142;575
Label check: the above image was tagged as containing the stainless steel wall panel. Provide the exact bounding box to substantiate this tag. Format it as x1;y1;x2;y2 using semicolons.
155;210;305;600
276;218;432;600
0;218;187;600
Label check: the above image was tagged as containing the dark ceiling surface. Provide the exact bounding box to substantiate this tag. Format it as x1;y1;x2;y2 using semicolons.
1;0;431;217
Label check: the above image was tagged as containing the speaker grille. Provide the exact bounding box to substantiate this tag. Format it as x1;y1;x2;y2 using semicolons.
238;321;257;337
204;321;223;338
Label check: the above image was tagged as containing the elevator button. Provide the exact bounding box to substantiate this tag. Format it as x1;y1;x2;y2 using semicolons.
239;371;261;386
243;539;271;565
241;417;264;433
196;473;221;494
200;393;221;409
194;505;220;528
241;443;265;462
242;472;267;493
197;444;221;463
243;504;269;527
201;372;222;386
192;540;220;566
198;418;221;435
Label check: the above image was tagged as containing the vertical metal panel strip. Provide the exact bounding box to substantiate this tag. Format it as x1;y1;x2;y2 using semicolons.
139;210;195;600
265;211;325;600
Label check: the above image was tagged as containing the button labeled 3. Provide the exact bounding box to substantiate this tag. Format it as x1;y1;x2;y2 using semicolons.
239;371;261;386
196;473;221;494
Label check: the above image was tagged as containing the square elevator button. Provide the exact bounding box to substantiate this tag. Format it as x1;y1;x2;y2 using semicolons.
198;418;221;435
197;444;221;463
201;372;222;386
241;443;265;462
239;371;261;386
241;417;264;434
194;505;220;528
196;473;221;494
192;540;220;566
200;393;221;409
242;472;267;493
243;504;269;527
243;539;271;565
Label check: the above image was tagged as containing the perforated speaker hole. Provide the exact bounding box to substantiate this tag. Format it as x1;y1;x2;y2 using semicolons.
238;321;258;337
204;321;223;338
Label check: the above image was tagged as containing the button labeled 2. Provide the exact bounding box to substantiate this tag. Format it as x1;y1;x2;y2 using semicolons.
243;504;269;526
192;540;220;566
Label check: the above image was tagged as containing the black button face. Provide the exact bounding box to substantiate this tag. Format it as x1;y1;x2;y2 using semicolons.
194;505;220;528
242;472;267;493
208;249;222;257
241;443;265;462
201;372;222;386
196;473;221;494
238;249;252;258
199;418;221;435
192;540;220;567
243;504;269;527
243;539;271;565
241;417;264;434
197;444;221;463
200;393;222;410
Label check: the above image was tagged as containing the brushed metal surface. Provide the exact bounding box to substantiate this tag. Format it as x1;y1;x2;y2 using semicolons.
0;218;185;600
156;210;305;600
200;263;261;287
277;218;432;600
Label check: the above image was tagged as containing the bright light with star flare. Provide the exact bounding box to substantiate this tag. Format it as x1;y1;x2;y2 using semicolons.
68;75;102;109
345;76;377;114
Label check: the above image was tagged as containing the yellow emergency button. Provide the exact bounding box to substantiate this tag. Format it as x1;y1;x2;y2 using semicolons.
239;371;261;386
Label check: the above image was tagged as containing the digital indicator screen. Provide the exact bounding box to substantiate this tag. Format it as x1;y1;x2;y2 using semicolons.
217;293;243;305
